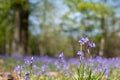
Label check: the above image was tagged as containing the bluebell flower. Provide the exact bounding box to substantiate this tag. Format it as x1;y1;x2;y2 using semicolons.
63;64;69;70
59;52;64;58
58;52;66;65
77;51;84;57
24;72;30;80
88;41;96;48
105;69;110;78
78;36;89;45
33;64;39;71
24;59;31;66
31;57;34;61
14;65;23;74
24;57;34;66
45;72;50;77
30;57;34;64
93;67;103;73
41;64;50;74
54;61;61;70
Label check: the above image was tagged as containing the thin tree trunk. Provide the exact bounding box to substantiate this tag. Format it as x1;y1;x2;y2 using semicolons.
99;38;105;56
99;17;106;56
5;32;10;56
12;9;21;57
39;0;47;56
20;8;29;55
39;43;45;56
69;36;77;57
5;26;12;56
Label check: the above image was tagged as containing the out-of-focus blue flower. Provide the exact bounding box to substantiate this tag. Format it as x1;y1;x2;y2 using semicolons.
45;72;50;77
77;51;84;57
24;59;31;66
64;71;73;76
78;36;89;45
32;64;40;76
31;57;34;61
25;72;29;77
24;57;34;66
54;61;61;70
30;57;34;63
105;69;110;78
30;57;34;64
14;65;23;74
24;72;31;80
59;52;64;58
93;67;103;73
41;64;50;74
88;41;96;48
63;64;69;70
33;64;39;71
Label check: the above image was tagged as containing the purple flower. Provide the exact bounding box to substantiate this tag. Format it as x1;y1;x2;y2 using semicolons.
45;72;50;77
41;64;49;73
33;64;39;71
59;52;64;58
105;69;110;78
24;57;34;66
24;72;30;80
78;36;89;45
31;57;34;61
14;65;23;74
54;61;61;70
93;67;103;73
64;71;73;76
63;64;69;70
30;57;34;64
24;59;31;66
25;72;29;77
88;41;96;48
77;51;84;57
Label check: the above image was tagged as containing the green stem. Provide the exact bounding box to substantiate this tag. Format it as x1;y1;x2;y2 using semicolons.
80;45;82;51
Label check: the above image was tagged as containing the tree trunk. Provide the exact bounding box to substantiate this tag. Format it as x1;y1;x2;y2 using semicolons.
5;30;10;56
12;1;29;57
39;0;47;56
20;7;29;55
99;17;106;56
99;38;105;56
12;9;21;57
69;36;77;57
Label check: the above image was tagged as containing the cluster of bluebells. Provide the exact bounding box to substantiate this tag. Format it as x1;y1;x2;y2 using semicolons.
14;53;72;80
13;36;120;80
13;56;120;79
54;52;72;76
77;36;96;57
75;36;111;79
14;57;51;80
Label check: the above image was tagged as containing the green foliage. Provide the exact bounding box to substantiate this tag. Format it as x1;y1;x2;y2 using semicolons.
65;0;114;17
73;62;106;80
63;0;115;37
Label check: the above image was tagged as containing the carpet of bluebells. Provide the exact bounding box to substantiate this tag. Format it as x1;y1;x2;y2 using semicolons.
1;37;120;80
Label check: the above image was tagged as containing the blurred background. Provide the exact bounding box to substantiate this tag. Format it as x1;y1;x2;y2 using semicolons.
0;0;120;58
